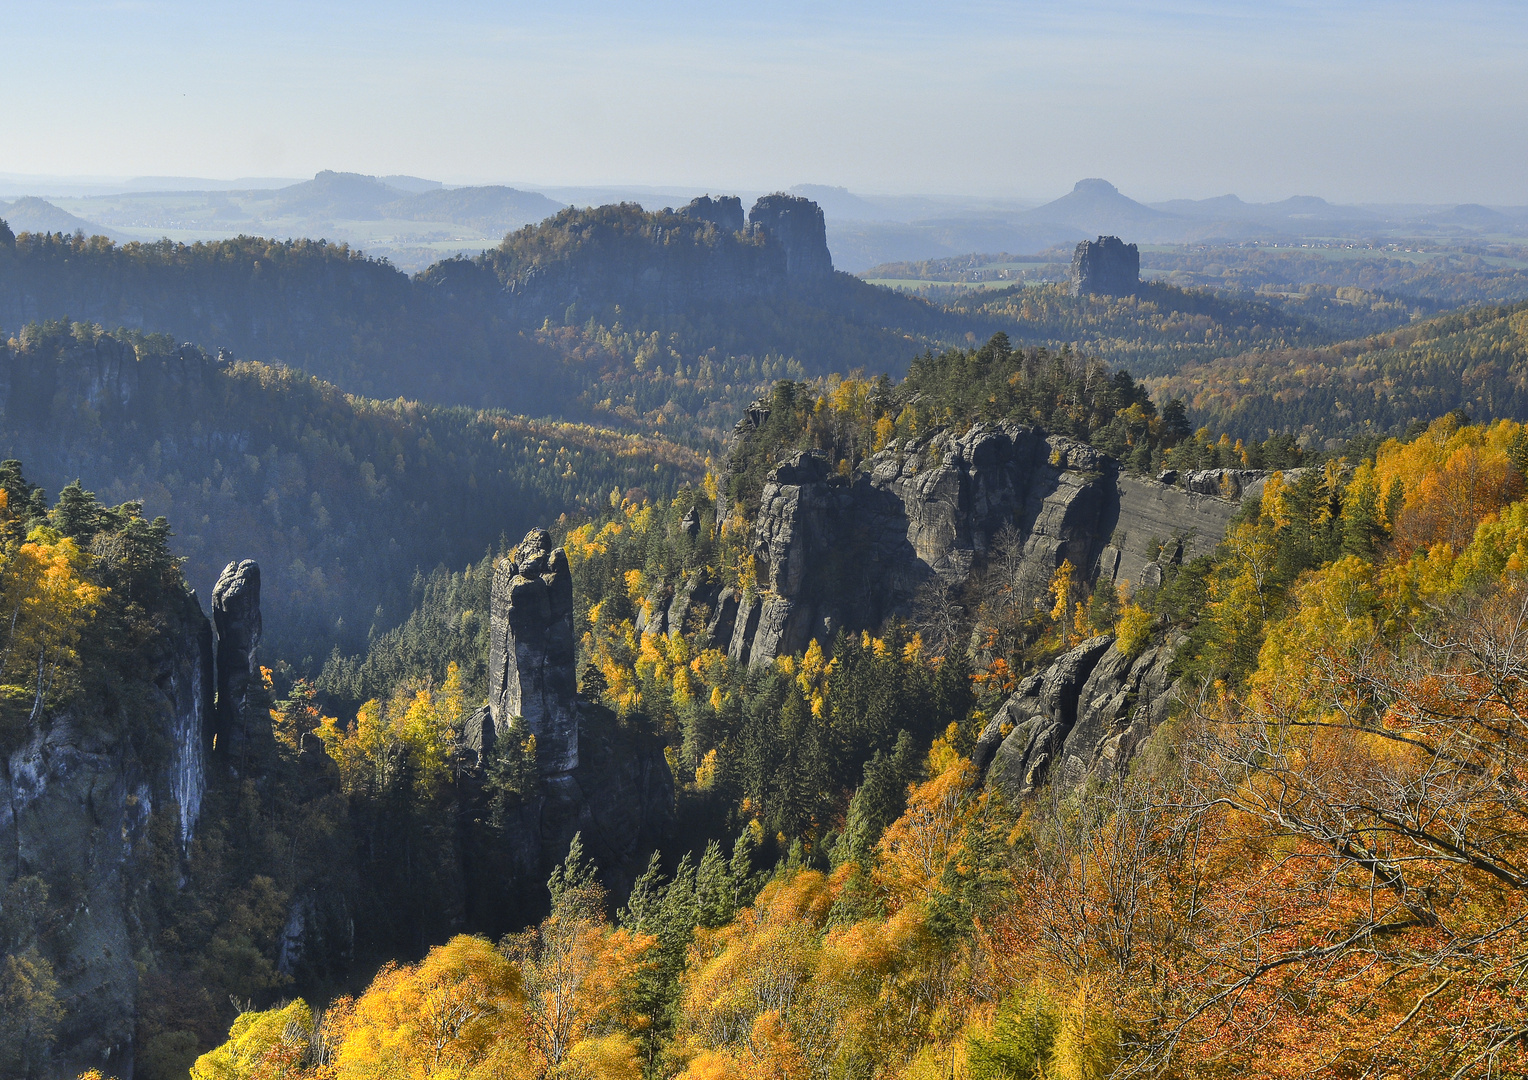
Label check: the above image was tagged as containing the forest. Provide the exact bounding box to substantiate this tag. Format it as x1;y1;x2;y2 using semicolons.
147;397;1528;1080
7;201;1528;1079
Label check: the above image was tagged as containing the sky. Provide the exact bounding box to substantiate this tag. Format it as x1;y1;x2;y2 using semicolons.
2;0;1526;205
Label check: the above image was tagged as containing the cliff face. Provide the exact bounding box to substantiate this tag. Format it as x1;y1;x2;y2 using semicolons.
483;196;837;324
1070;235;1140;297
0;589;212;1077
715;421;1248;672
701;420;1272;798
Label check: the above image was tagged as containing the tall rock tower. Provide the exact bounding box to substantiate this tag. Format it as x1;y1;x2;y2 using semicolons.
488;529;579;774
1070;235;1140;297
749;194;834;281
212;559;262;754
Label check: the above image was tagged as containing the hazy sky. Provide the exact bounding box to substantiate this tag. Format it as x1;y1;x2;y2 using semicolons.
3;0;1525;204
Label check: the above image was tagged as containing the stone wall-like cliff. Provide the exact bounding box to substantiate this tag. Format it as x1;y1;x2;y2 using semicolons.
714;421;1249;672
483;196;837;325
1070;235;1140;297
0;588;213;1077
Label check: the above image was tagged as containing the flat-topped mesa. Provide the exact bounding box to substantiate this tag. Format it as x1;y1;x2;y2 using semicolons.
1070;235;1140;297
212;559;262;752
489;528;579;775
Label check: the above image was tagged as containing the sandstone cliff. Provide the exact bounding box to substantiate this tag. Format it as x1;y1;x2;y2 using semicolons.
714;420;1251;671
1070;235;1140;298
0;588;212;1077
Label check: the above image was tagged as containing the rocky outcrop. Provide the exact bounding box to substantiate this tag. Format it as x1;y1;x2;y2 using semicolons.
975;632;1183;802
212;559;262;754
488;529;579;775
1070;235;1139;297
1;588;213;1077
677;195;745;233
489;197;836;326
715;422;1250;669
748;194;834;281
463;528;673;926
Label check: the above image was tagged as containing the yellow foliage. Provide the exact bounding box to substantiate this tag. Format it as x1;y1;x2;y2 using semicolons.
560;1033;642;1079
0;528;106;697
876;758;975;907
695;748;719;791
190;999;312;1080
1113;603;1153;659
327;934;526;1079
316;663;467;799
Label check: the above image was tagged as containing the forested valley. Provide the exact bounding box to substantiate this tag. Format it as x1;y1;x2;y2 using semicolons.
5;197;1528;1080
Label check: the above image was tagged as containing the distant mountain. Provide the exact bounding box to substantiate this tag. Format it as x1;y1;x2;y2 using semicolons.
788;184;898;222
1023;178;1175;238
271;170;406;218
394;186;564;233
0;196;113;238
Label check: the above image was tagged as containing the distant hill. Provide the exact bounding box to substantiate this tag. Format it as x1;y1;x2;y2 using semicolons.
394;186;563;233
827;218;1082;272
0;196;113;238
1148;299;1528;440
943;279;1418;377
1024;178;1175;238
0;200;972;444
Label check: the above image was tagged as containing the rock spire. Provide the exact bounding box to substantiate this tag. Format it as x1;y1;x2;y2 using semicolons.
488;529;579;774
212;559;261;753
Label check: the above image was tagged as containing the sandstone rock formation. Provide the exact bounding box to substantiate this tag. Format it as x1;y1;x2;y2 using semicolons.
0;589;212;1076
488;529;579;775
713;421;1249;669
975;632;1182;801
677;194;745;233
749;194;835;281
464;527;673;924
212;559;262;754
1070;235;1140;297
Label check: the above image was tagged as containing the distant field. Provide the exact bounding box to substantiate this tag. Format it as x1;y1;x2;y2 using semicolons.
863;278;1049;293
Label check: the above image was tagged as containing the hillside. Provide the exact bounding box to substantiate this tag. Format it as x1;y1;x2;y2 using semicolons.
0;321;705;663
942;279;1418;375
0;202;972;445
1149;298;1528;441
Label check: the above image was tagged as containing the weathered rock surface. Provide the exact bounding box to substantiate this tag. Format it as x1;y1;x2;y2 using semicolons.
1070;235;1140;297
1;589;212;1077
749;194;835;281
677;194;745;233
976;633;1184;802
489;529;579;775
212;559;262;753
722;422;1251;669
463;528;674;927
